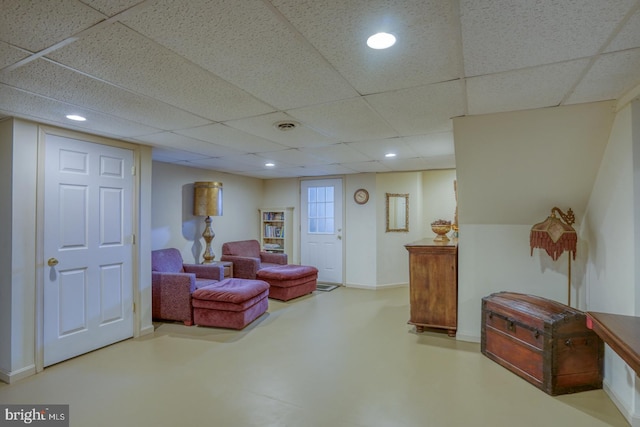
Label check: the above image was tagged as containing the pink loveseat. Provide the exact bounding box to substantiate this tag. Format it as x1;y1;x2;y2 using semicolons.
152;248;225;326
220;240;287;279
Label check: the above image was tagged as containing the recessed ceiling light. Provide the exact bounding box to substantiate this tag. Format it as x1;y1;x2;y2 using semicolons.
367;32;396;49
385;153;397;158
265;163;275;167
66;114;86;121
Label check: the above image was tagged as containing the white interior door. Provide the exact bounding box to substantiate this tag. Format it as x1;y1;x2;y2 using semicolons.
43;134;134;367
300;179;343;284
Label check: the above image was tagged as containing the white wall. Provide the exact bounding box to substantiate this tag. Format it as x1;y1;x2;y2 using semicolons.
422;169;458;228
345;173;377;288
0;119;14;378
2;119;39;382
582;101;639;425
257;171;457;289
453;101;616;343
151;161;265;263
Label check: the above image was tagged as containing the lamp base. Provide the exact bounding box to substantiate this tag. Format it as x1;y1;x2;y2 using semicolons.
202;216;215;263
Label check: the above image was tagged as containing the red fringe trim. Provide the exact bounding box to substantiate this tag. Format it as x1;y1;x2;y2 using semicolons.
530;230;577;261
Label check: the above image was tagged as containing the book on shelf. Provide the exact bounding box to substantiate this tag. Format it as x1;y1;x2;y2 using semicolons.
263;212;285;221
264;225;284;238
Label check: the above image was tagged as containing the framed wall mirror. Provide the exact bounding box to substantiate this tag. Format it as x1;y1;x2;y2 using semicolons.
386;193;409;232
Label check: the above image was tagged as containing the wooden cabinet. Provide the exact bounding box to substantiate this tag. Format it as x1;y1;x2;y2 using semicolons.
259;207;293;260
404;239;458;336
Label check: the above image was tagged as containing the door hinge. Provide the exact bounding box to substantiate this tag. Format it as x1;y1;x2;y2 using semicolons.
130;234;136;244
133;302;136;313
131;165;136;175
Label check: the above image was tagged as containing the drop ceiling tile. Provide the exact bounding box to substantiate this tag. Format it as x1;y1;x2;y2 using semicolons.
0;0;105;51
216;153;287;169
120;0;358;110
466;59;590;115
0;41;30;69
365;80;465;135
255;148;327;167
176;124;287;154
152;148;212;163
606;8;640;53
80;0;144;17
299;143;370;164
186;157;260;173
380;157;447;172
460;0;636;76
301;164;360;176
0;84;159;137
272;0;463;94
567;48;640;104
288;98;397;142
236;166;309;179
419;154;457;170
340;161;392;173
47;23;274;121
403;133;455;157
1;58;211;130
346;138;418;160
224;112;338;148
133;132;244;157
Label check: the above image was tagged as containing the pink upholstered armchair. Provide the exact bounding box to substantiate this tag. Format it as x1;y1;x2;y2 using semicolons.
220;240;287;279
151;248;224;326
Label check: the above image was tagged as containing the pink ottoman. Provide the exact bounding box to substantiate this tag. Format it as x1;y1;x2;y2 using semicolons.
191;278;269;329
257;265;318;301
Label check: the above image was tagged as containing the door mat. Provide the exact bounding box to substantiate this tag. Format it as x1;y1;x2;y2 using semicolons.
316;284;338;292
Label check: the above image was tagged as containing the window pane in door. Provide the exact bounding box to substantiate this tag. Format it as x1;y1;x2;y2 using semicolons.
307;185;334;234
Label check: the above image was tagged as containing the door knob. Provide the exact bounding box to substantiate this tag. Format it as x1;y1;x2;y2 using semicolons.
47;258;59;267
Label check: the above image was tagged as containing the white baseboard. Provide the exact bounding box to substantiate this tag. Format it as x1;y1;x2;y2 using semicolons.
0;364;36;384
603;380;640;426
139;324;155;337
455;333;481;343
345;282;408;290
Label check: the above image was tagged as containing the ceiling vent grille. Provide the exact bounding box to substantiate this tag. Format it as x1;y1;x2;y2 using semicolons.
274;121;299;131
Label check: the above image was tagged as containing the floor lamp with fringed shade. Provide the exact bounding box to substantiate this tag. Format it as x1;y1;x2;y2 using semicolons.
530;207;577;306
193;182;223;264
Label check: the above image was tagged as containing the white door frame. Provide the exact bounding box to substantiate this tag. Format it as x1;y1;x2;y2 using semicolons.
35;126;142;373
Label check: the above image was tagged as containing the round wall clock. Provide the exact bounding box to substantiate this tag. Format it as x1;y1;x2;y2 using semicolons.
354;188;369;205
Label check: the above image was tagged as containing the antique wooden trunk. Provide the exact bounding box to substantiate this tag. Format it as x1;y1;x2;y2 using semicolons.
481;292;603;395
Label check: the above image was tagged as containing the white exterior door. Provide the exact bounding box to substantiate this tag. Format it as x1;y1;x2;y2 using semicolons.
300;179;343;284
43;134;134;367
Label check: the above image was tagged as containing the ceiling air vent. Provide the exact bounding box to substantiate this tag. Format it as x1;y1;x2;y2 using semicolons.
274;121;299;131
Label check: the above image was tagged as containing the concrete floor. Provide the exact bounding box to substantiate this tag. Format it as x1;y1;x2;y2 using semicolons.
0;286;629;426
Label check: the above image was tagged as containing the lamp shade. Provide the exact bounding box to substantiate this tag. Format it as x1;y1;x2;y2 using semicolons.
193;182;223;217
530;214;576;261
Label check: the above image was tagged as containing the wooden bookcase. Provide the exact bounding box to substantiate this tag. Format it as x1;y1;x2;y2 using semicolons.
259;207;293;260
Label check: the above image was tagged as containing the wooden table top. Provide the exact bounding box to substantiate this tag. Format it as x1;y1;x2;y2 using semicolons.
586;311;640;376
